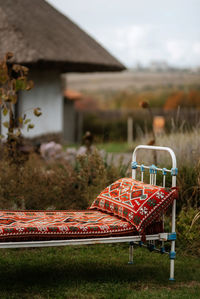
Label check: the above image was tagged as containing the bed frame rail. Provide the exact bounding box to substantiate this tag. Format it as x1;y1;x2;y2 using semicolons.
0;233;172;249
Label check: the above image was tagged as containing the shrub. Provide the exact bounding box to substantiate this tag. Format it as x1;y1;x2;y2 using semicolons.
0;151;124;210
0;53;41;163
177;206;200;256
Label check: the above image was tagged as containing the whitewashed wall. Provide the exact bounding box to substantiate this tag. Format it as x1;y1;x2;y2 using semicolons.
1;69;63;138
0;108;9;138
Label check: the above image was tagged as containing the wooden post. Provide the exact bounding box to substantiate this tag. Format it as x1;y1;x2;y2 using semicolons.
77;111;83;143
127;117;133;144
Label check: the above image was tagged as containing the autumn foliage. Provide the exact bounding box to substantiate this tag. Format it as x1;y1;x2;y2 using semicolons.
164;90;200;110
80;86;200;112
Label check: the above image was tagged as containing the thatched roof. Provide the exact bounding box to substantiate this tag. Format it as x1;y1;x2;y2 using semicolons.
0;0;125;72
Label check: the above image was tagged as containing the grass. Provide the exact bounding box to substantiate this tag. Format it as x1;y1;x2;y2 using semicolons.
65;142;132;153
96;142;132;153
0;244;199;298
67;141;140;154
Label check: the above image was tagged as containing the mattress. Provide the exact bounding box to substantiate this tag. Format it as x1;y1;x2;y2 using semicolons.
0;210;136;242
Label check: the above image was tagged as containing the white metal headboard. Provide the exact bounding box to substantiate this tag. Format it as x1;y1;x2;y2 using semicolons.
131;145;177;188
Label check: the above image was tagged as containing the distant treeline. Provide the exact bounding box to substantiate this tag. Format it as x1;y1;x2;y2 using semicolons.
76;84;200;112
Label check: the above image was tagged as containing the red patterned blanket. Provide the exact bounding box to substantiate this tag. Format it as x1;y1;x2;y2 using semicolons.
0;210;135;242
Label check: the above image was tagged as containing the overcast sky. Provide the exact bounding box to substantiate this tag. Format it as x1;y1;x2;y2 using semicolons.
46;0;200;68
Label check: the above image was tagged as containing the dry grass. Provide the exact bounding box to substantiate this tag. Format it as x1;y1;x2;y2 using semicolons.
133;128;200;167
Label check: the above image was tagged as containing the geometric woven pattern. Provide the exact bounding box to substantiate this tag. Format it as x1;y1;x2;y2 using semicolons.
0;210;135;242
90;178;178;233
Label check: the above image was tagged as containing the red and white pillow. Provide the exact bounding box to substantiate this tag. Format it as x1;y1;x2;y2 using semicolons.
90;178;178;233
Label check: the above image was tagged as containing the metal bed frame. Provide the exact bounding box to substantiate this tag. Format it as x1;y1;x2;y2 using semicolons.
0;145;178;281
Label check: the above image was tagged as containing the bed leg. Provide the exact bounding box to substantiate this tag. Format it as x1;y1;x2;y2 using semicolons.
169;240;176;281
128;241;134;264
169;198;176;281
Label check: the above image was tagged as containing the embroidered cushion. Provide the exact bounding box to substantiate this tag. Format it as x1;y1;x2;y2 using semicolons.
90;178;178;233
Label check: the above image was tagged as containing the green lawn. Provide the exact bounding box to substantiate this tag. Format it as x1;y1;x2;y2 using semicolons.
66;142;132;153
0;244;199;298
96;142;132;153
